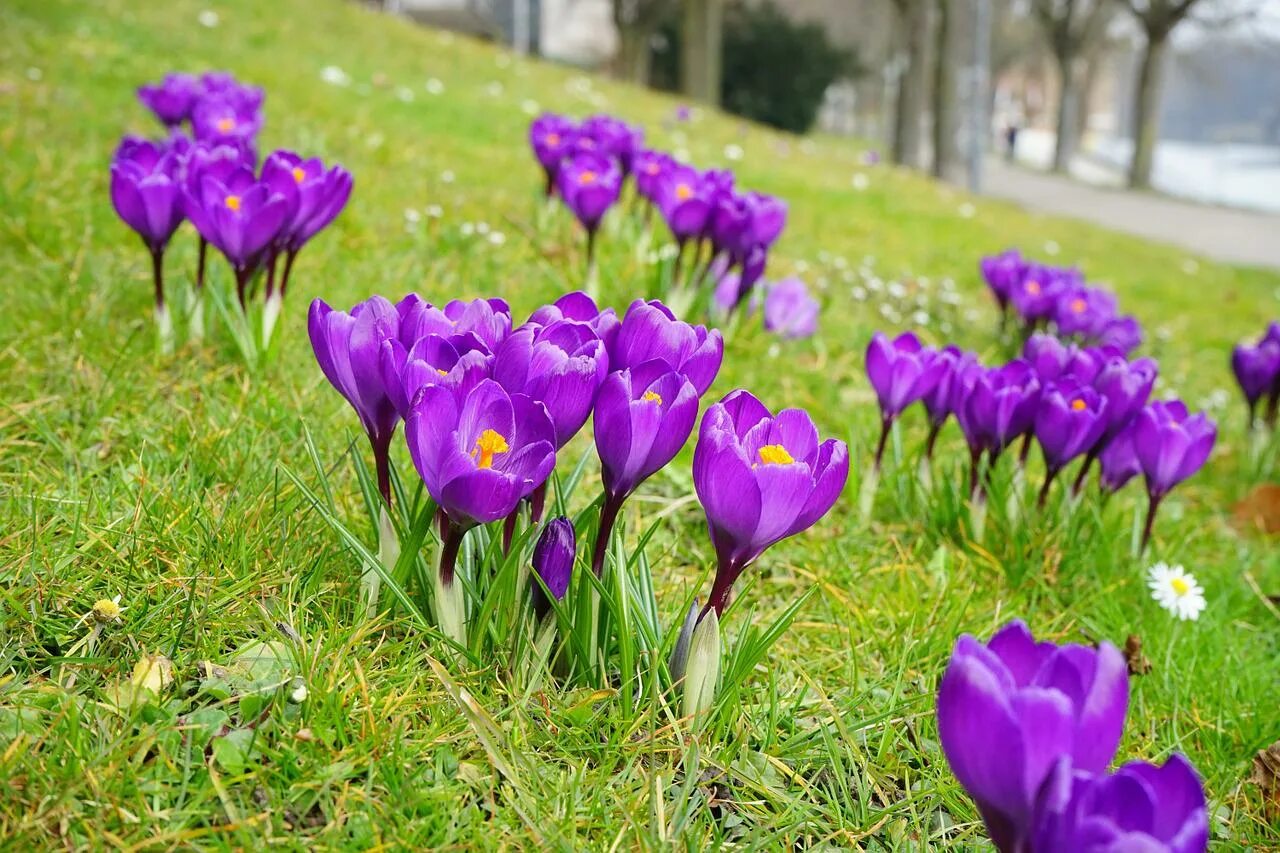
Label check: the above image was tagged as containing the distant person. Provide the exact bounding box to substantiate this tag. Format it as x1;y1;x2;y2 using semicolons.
1005;124;1019;162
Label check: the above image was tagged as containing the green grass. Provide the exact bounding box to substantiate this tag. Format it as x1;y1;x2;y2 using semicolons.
3;0;1280;847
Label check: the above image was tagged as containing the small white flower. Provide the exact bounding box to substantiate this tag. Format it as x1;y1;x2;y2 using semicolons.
912;310;931;326
425;204;443;219
1147;563;1206;621
887;282;906;300
320;66;350;87
850;286;867;302
485;81;504;97
26;67;43;81
425;78;445;95
403;208;421;223
1181;258;1199;275
851;173;869;191
1043;240;1061;256
289;680;309;704
197;10;219;28
396;86;415;103
520;99;540;116
488;231;506;246
440;170;455;184
958;202;976;219
495;54;512;69
723;144;744;161
460;222;475;237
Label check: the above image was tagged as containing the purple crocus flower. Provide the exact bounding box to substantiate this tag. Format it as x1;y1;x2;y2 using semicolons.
936;620;1128;853
580;114;642;173
527;291;620;351
1053;286;1117;339
921;346;978;459
979;250;1027;318
1031;754;1208;853
260;150;353;296
405;379;557;585
1098;422;1141;494
693;390;849;617
379;332;492;419
531;516;575;619
1231;341;1280;426
199;71;265;113
110;137;187;330
1011;264;1078;326
957;362;1041;496
656;165;713;247
743;191;788;249
610;300;723;397
865;331;945;468
1034;382;1109;506
309;295;407;503
192;96;262;154
557;153;622;248
185;170;292;303
632;149;674;203
1096;315;1143;354
529;113;577;196
1132;400;1216;551
493;320;609;448
1022;334;1104;384
590;362;699;575
1070;355;1158;495
137;73;202;128
762;278;819;339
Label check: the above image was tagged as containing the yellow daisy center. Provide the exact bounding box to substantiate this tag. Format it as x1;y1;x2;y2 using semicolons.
642;390;662;405
1170;577;1190;596
224;194;241;211
92;598;122;621
472;429;510;470
758;444;795;465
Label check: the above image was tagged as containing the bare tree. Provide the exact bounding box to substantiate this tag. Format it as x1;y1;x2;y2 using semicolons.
681;0;724;103
890;0;931;167
931;0;958;178
1030;0;1113;172
614;0;675;83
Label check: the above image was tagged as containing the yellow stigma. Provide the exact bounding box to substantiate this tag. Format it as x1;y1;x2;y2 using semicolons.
472;428;510;470
1170;577;1190;596
1070;398;1087;412
1026;281;1041;295
1071;298;1086;313
758;444;795;465
546;132;560;145
291;166;305;183
436;368;448;376
224;194;241;211
642;390;662;405
579;170;597;185
675;183;693;201
216;117;234;133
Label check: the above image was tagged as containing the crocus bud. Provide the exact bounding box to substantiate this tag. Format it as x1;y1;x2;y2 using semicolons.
531;517;575;620
682;609;720;720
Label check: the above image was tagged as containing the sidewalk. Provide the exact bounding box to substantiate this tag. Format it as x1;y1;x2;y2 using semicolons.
981;158;1280;271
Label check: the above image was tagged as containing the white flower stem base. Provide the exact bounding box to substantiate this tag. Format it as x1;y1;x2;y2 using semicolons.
917;457;933;493
261;290;284;351
1006;465;1025;525
188;289;205;341
682;610;721;722
970;494;988;544
433;571;467;650
858;467;880;523
361;507;398;617
155;303;174;356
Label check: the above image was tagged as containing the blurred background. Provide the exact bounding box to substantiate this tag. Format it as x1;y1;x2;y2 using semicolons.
365;0;1280;215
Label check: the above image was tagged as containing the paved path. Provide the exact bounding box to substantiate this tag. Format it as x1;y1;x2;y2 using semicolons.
981;159;1280;271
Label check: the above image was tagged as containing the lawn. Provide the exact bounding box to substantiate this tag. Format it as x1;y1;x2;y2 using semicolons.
2;0;1279;847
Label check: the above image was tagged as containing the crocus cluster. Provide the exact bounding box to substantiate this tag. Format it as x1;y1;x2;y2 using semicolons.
865;330;1216;550
528;112;790;317
1230;321;1280;428
311;289;846;711
980;249;1141;353
937;620;1208;851
109;72;352;353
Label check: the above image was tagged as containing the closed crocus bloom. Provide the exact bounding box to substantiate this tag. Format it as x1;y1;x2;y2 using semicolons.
110;137;186;255
1035;382;1109;505
710;191;753;258
137;73;202;127
920;347;977;457
1098;423;1141;493
1231;341;1280;424
1133;400;1217;551
611;300;724;396
1023;333;1077;382
1093;356;1158;441
744;191;787;248
979;249;1027;314
693;390;848;616
963;361;1042;459
199;71;265;112
186;172;292;299
656;165;713;245
310;295;407;503
493;320;609;448
1096;315;1143;354
865;331;943;420
406;379;557;532
936;620;1128;853
261;149;353;257
379;333;492;419
557;152;622;235
529;113;577;194
443;297;512;352
632;149;674;201
531;516;575;619
762;278;819;340
1031;755;1208;853
527;291;620;351
1054;286;1118;339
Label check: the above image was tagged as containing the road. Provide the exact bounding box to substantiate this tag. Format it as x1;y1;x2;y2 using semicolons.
982;158;1280;271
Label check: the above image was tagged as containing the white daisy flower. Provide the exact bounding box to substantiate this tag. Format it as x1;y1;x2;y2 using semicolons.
425;78;445;95
1147;563;1206;621
851;173;869;191
320;66;350;87
440;169;455;184
197;10;219;28
723;144;744;161
1043;240;1061;256
958;202;976;219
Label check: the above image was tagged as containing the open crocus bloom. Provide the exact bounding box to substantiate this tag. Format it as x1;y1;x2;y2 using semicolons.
610;299;723;396
593;361;700;501
379;333;492;419
1132;400;1216;500
493;319;609;448
693;390;848;615
936;620;1128;853
405;379;556;528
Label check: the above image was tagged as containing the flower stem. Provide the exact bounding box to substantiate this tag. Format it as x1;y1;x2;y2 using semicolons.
280;248;299;297
590;494;623;578
1070;449;1098;497
923;421;942;461
502;508;519;554
701;560;742;620
438;522;465;587
1037;466;1060;509
195;236;207;291
872;416;892;472
1139;494;1163;554
530;481;547;525
150;246;165;312
370;431;392;507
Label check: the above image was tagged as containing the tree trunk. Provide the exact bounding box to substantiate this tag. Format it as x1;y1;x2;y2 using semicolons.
681;0;723;104
1052;53;1077;173
616;26;653;84
892;0;929;168
931;0;956;179
1128;32;1167;189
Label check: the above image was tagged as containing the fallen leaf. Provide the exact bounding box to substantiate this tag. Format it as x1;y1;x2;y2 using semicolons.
131;654;174;695
1123;635;1151;676
1250;740;1280;819
1232;484;1280;536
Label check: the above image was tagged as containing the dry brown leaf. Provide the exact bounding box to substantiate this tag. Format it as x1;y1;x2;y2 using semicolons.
1123;635;1151;676
1232;484;1280;536
1250;741;1280;819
